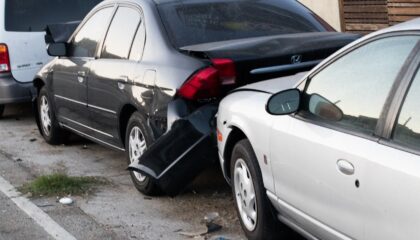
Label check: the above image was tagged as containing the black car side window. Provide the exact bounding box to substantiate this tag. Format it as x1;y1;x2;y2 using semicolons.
129;22;146;61
101;7;141;59
302;36;420;135
393;68;420;150
68;7;113;58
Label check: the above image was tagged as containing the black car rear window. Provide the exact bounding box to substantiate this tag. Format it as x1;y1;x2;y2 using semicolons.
157;0;329;48
5;0;103;32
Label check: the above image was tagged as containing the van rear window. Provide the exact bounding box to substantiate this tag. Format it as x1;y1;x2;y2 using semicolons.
5;0;103;32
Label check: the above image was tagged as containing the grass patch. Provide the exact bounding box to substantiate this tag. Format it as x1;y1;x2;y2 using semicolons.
19;173;106;197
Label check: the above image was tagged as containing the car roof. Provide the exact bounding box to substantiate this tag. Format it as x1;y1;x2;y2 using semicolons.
293;17;420;88
374;17;420;35
150;0;295;5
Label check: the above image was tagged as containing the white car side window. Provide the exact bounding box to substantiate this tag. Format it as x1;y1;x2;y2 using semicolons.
394;69;420;150
304;36;420;135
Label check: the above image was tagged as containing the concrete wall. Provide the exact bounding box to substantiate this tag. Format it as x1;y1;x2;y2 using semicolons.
298;0;342;31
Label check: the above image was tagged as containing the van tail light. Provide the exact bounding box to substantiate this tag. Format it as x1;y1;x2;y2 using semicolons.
0;44;11;73
178;58;236;101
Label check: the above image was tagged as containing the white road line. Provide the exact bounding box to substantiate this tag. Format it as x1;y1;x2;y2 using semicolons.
0;175;77;240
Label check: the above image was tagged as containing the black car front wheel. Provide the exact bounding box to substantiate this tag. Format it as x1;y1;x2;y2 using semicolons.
38;87;68;145
126;112;160;196
231;139;280;240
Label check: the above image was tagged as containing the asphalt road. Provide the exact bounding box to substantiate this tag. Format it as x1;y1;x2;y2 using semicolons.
0;103;304;240
0;191;53;240
0;103;245;240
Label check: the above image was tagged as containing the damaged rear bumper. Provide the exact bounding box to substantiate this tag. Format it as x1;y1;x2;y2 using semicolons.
128;103;218;197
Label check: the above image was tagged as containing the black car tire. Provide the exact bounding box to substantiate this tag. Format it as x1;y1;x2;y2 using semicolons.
0;105;4;118
230;139;280;240
38;87;68;145
126;111;160;196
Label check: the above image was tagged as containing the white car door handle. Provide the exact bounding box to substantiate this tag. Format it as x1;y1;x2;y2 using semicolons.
337;159;355;175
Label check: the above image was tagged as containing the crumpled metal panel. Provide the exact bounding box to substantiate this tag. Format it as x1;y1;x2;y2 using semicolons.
128;104;218;197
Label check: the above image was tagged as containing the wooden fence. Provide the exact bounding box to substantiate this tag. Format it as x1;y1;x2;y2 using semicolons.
340;0;420;33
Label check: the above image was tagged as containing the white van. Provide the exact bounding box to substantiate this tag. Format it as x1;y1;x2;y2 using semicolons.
0;0;102;117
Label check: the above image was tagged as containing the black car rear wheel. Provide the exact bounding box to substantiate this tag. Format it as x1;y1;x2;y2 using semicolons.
38;87;68;145
126;112;160;196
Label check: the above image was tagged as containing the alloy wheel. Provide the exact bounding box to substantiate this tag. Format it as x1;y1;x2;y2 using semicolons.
128;126;147;182
40;96;52;136
234;158;258;231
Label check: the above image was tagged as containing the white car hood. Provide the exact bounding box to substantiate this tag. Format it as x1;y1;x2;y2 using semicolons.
236;72;307;94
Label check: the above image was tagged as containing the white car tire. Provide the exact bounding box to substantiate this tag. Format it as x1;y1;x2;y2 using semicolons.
230;139;279;240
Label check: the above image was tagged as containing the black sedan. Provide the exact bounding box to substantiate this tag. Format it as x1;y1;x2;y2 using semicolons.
33;0;358;195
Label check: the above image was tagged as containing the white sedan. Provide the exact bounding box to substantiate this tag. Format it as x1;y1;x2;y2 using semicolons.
217;18;420;240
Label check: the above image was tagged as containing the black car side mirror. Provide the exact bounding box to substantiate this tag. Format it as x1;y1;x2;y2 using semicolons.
47;43;67;57
266;89;300;115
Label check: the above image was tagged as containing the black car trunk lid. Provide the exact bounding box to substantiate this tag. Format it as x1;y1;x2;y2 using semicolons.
181;31;359;85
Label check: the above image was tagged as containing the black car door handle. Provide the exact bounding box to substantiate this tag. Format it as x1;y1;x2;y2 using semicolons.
118;75;129;83
141;91;153;100
78;71;86;77
77;71;86;83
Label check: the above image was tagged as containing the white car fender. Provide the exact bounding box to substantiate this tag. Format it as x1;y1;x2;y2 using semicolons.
218;91;276;192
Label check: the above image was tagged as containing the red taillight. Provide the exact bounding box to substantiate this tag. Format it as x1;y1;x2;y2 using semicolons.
178;58;236;101
212;58;236;85
0;44;11;73
178;67;220;100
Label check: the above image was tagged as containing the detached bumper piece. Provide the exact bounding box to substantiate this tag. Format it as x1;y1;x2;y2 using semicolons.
128;104;218;197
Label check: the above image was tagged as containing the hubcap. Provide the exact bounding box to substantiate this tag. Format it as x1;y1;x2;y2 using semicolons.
129;126;147;182
234;159;258;231
40;96;52;136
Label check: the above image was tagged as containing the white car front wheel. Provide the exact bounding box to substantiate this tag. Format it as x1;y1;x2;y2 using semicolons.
234;158;258;231
230;139;283;240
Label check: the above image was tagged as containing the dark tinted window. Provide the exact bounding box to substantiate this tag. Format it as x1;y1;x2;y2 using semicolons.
68;8;113;58
304;36;419;135
129;22;146;61
5;0;102;32
102;7;141;59
158;0;328;47
394;70;420;150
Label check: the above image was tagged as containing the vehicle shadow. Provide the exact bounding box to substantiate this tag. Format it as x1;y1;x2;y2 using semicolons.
1;103;34;120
